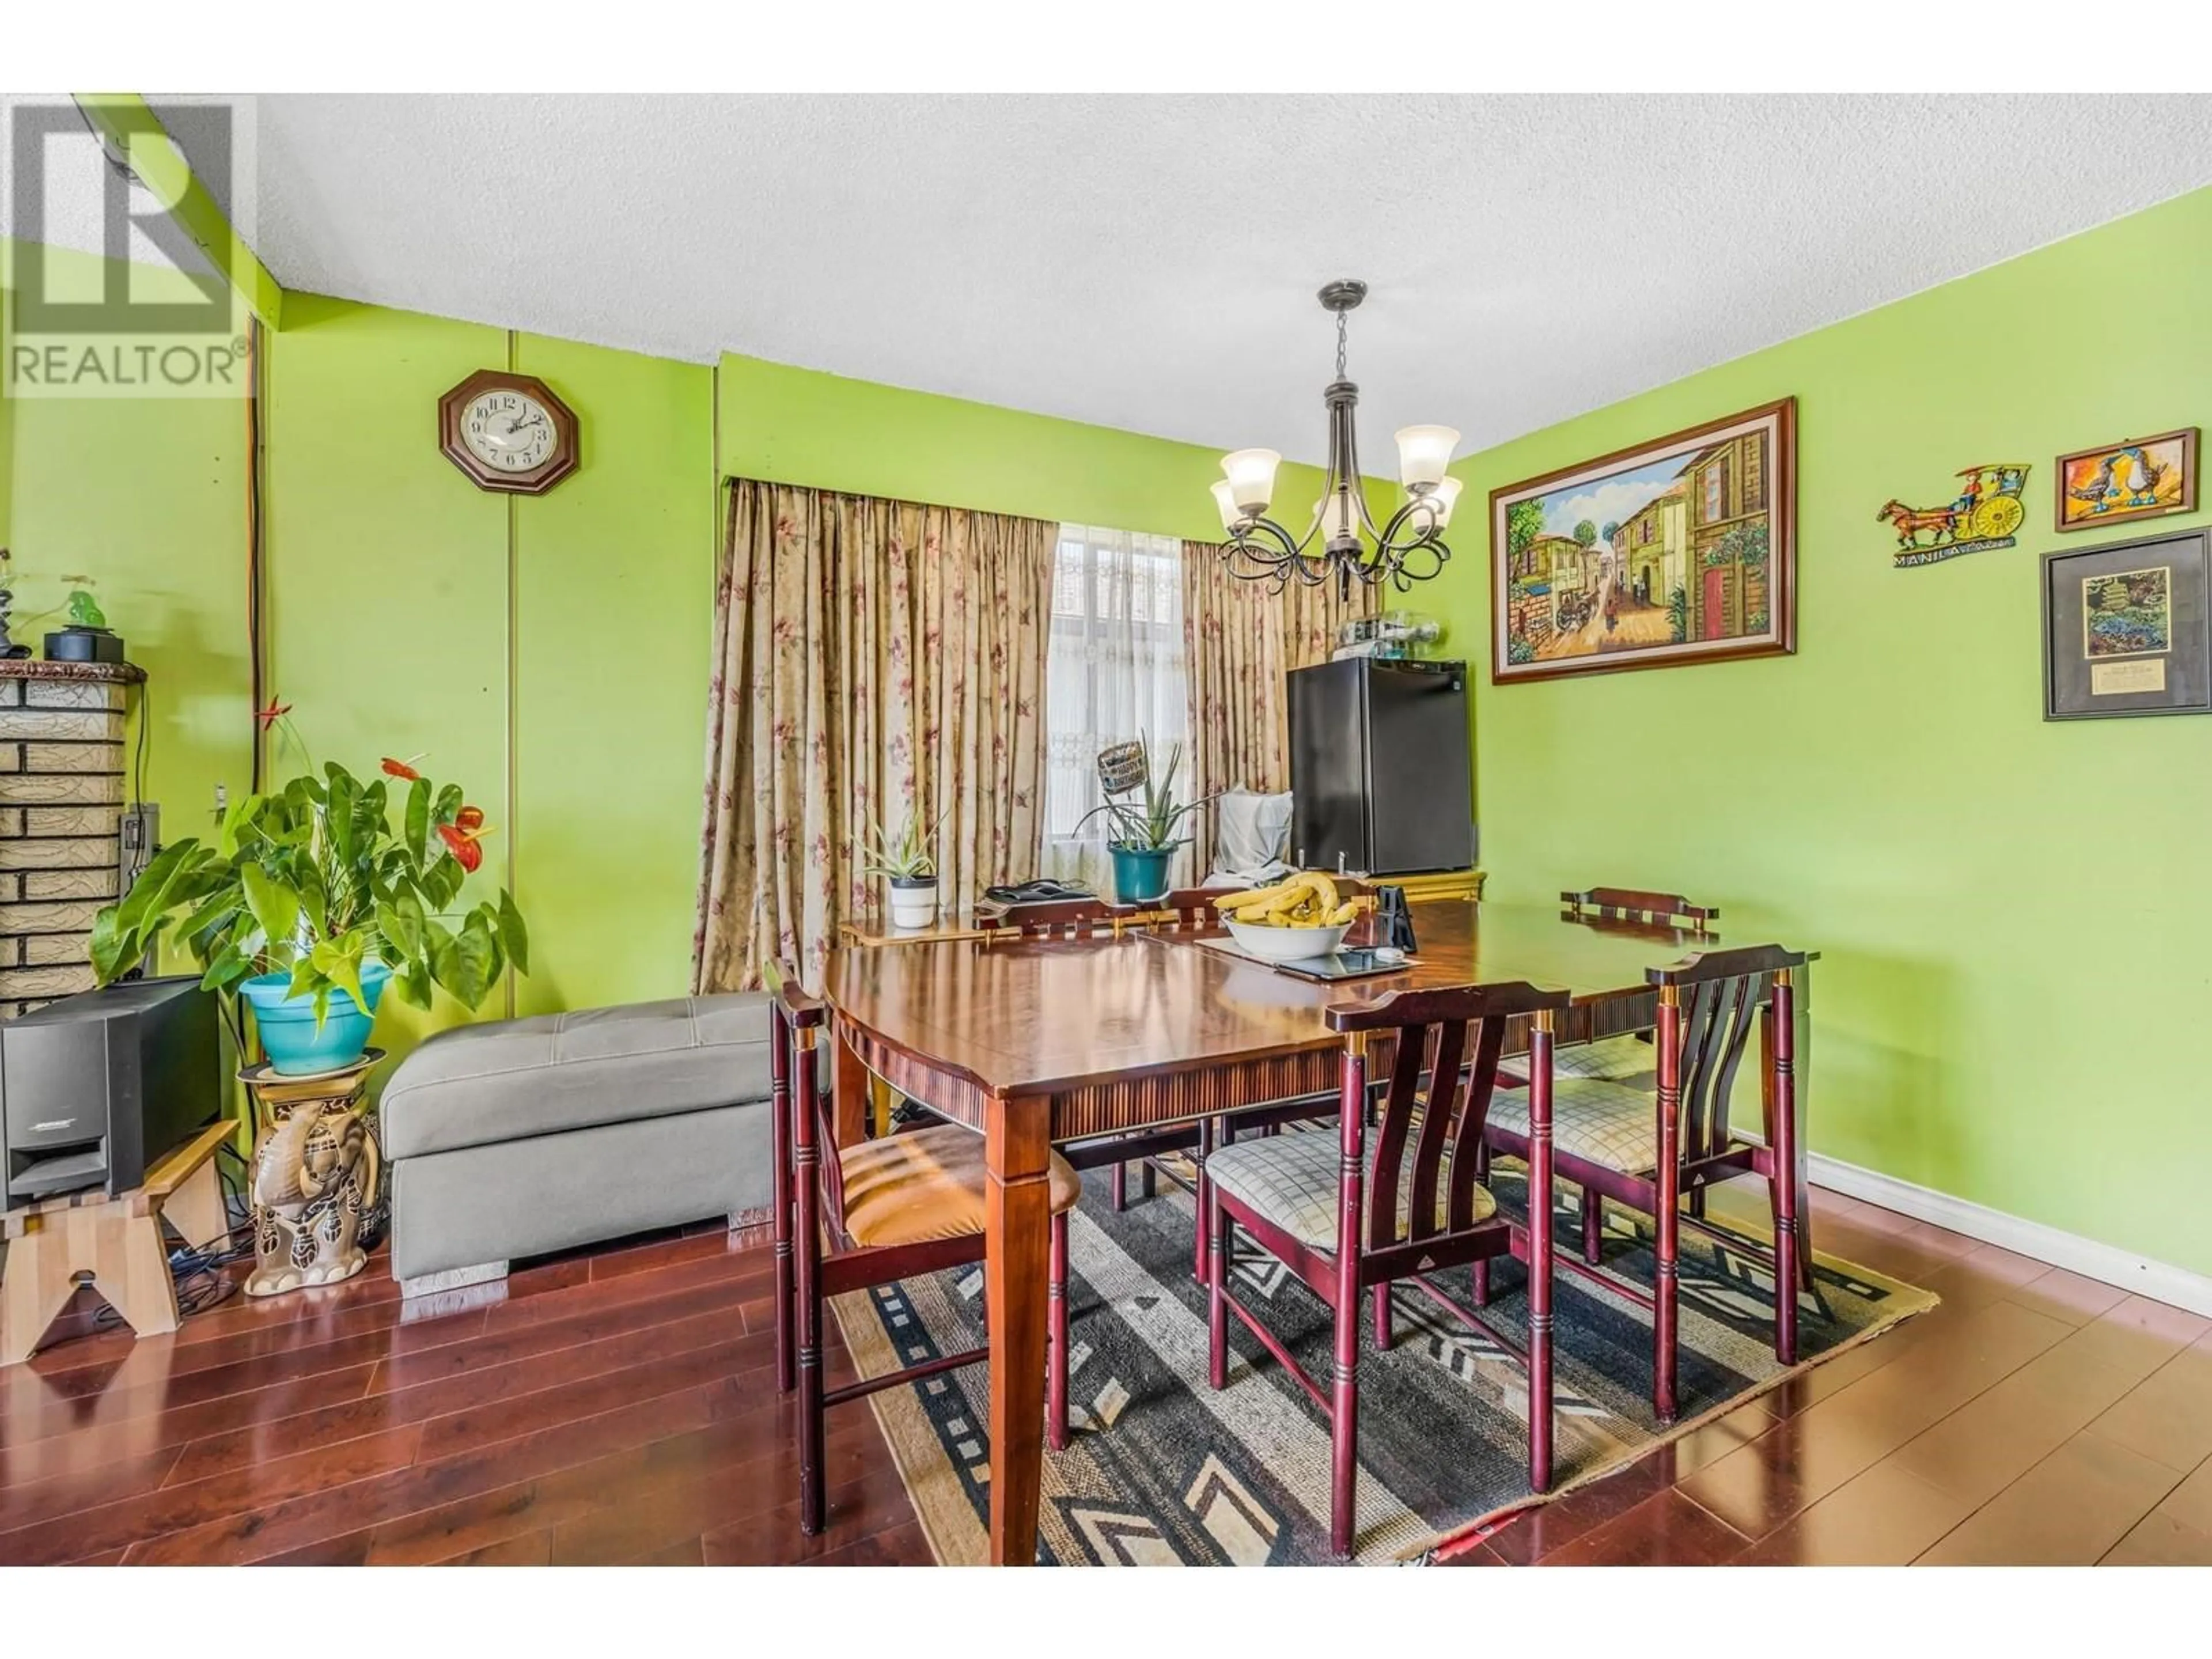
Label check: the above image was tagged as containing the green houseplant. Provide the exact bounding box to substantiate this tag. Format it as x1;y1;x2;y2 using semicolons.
91;739;527;1075
862;808;945;931
1074;738;1215;904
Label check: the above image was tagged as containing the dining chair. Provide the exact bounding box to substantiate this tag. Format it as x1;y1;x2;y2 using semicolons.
1089;884;1363;1236
1554;885;1719;1081
1202;978;1571;1557
1482;943;1808;1423
975;896;1119;941
1503;886;1723;1257
766;962;1085;1534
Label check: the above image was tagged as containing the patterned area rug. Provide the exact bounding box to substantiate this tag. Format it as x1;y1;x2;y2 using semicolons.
832;1159;1935;1565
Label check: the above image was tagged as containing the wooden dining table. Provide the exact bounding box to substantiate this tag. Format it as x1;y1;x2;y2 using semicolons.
820;896;1812;1565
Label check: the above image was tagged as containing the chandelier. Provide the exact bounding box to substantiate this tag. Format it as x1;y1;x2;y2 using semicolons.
1211;279;1461;595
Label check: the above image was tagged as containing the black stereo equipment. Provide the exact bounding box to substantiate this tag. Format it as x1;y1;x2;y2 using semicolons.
1;976;221;1206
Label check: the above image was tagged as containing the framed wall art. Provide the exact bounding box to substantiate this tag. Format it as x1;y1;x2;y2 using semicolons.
1489;397;1796;684
2054;428;2197;533
2040;527;2212;721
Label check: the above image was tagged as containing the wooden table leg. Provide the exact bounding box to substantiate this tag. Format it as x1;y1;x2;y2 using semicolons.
984;1092;1052;1566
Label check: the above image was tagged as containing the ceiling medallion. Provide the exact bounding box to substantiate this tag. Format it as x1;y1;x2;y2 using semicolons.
1212;279;1460;596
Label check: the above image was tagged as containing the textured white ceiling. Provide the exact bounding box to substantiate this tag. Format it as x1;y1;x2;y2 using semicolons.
123;96;2212;459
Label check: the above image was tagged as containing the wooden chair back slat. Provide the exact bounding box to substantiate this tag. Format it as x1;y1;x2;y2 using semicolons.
1562;885;1719;931
1405;1020;1466;1246
1445;1018;1508;1233
1365;1032;1427;1252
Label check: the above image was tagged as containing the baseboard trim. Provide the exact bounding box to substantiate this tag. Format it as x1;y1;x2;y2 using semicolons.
1808;1152;2212;1320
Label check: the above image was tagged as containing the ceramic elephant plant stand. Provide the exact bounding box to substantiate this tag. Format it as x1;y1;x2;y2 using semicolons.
240;1050;386;1298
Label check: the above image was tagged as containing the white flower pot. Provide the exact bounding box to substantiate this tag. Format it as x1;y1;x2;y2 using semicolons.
888;878;938;931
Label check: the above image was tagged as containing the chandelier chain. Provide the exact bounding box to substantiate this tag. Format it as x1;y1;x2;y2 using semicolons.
1335;310;1348;380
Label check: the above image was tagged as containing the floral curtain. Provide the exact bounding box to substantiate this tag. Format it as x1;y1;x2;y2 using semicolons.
1181;543;1377;857
694;479;1056;991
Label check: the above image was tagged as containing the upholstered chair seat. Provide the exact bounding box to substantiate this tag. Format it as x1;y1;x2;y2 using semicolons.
838;1126;1083;1248
1205;1128;1497;1251
1488;1075;1658;1174
1552;1032;1660;1085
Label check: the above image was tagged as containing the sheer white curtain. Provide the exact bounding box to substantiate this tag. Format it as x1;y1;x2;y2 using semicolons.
1041;525;1192;890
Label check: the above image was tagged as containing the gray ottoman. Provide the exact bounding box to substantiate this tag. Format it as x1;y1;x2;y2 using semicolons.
380;994;775;1296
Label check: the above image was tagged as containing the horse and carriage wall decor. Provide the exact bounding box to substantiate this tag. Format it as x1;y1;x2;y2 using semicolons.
1878;463;2032;567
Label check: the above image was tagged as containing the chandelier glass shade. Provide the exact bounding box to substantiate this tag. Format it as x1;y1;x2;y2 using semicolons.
1213;279;1460;594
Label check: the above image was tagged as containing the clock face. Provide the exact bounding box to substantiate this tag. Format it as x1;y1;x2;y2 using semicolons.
461;389;556;475
438;370;578;494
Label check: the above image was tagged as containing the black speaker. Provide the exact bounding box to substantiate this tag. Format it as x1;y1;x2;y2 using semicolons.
1;976;220;1205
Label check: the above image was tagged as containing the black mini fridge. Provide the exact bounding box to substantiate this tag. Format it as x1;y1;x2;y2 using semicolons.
1287;658;1474;876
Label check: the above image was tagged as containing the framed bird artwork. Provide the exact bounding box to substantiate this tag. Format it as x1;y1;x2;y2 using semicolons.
2055;429;2198;532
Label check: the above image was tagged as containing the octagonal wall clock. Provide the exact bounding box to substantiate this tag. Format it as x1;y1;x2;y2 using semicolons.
438;370;580;494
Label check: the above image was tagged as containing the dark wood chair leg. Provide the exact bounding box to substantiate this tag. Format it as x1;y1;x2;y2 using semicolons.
1048;1211;1071;1450
1110;1162;1127;1213
1581;1186;1604;1264
793;1054;826;1534
1330;1299;1361;1559
1207;1196;1231;1390
1471;1258;1490;1306
1330;1055;1368;1560
1771;978;1801;1365
1654;1012;1683;1426
771;1012;796;1396
1141;1161;1157;1200
1527;1018;1557;1494
1687;1184;1707;1221
1372;1285;1391;1350
1192;1116;1217;1283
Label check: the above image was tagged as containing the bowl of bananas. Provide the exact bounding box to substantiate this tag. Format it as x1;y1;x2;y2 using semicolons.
1213;872;1374;964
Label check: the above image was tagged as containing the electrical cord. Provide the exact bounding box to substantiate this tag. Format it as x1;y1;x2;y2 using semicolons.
90;1141;257;1330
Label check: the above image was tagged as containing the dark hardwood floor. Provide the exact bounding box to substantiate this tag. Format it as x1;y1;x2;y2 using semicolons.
2;1185;2206;1566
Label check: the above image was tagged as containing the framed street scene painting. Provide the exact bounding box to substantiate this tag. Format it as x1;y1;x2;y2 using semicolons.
1489;397;1796;684
2041;527;2212;721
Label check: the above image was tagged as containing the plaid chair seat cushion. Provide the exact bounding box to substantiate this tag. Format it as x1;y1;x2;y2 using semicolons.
1206;1128;1496;1252
1554;1032;1659;1086
1488;1075;1657;1174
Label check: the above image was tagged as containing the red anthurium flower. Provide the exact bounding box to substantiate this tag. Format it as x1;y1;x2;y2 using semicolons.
455;804;485;832
254;699;293;729
382;757;422;781
437;823;484;873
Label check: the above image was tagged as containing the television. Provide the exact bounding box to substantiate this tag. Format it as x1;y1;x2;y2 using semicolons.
0;976;222;1206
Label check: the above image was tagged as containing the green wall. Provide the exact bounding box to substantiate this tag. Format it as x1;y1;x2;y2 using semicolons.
263;297;715;1043
2;241;255;879
1437;184;2212;1276
719;350;1399;541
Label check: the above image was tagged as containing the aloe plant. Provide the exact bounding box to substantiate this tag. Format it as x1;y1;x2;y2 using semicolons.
1074;738;1216;852
861;808;946;881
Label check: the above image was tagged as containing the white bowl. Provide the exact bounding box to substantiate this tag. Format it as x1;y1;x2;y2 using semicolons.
1224;918;1350;964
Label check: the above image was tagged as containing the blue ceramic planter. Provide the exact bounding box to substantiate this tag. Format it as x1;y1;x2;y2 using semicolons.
242;959;393;1075
1111;846;1176;905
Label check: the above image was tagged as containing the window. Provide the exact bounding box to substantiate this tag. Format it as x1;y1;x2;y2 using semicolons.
1703;456;1729;523
1042;525;1190;888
